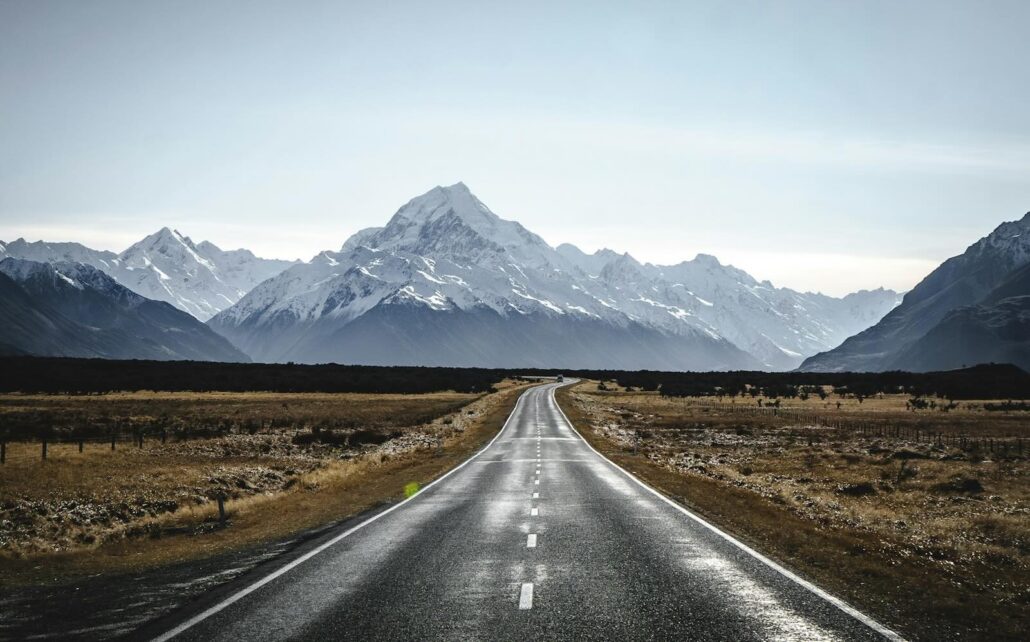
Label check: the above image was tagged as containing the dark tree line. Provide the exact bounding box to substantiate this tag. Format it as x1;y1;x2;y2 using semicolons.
0;358;1026;400
0;357;504;395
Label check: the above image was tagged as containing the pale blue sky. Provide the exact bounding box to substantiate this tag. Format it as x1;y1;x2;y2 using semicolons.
2;0;1028;295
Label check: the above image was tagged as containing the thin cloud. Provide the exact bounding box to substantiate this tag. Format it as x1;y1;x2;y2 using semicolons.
394;111;1030;176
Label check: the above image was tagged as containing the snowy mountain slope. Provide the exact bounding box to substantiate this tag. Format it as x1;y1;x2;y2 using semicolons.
0;231;297;320
0;258;249;361
554;249;900;369
211;183;899;369
0;239;121;273
800;212;1030;372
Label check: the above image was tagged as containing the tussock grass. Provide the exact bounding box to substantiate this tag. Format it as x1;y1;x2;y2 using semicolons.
559;382;1030;642
0;382;530;584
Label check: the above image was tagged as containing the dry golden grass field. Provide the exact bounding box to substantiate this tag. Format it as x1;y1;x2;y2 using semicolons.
0;381;530;585
558;381;1029;641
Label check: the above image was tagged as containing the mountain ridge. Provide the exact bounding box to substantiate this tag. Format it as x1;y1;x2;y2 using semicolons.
0;230;297;320
210;183;901;369
0;257;249;361
799;212;1030;372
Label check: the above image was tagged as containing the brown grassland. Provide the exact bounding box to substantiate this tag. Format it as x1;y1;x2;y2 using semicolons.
0;381;530;586
557;381;1029;642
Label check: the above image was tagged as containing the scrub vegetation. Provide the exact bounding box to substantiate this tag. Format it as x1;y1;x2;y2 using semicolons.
558;380;1029;642
0;381;529;585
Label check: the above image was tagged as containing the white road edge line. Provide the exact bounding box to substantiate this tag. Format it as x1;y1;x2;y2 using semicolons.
519;582;534;609
527;534;537;548
151;388;533;641
549;384;906;642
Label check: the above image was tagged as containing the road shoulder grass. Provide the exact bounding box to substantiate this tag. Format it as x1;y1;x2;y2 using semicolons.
1;382;533;587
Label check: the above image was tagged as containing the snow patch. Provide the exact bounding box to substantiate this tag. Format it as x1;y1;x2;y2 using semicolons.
565;304;599;318
511;289;565;314
398;285;449;310
417;270;447;284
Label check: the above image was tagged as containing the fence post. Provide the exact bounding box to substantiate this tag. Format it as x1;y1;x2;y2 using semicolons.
78;439;84;453
42;439;47;461
111;434;116;451
1;441;5;464
217;495;227;524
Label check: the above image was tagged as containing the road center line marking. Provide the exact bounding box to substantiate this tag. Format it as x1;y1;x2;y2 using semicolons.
527;534;537;548
534;479;539;485
531;508;539;516
533;492;539;498
519;583;534;609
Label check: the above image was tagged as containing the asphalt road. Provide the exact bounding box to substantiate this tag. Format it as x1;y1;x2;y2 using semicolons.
147;382;902;641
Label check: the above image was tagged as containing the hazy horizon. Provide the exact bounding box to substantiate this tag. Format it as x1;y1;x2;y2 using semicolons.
3;1;1029;296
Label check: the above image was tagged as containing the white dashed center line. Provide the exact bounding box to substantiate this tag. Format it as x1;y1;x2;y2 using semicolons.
533;492;539;498
527;534;537;548
519;582;534;609
534;479;539;485
531;508;539;516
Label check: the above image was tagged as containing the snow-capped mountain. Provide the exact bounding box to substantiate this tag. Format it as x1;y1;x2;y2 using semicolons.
800;211;1030;372
556;249;900;369
0;230;296;320
0;238;120;271
210;183;900;369
0;257;249;361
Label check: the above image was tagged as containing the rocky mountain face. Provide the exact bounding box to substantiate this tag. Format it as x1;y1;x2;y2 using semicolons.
800;212;1030;372
0;258;250;361
0;230;296;320
210;183;900;369
0;268;93;357
888;262;1030;372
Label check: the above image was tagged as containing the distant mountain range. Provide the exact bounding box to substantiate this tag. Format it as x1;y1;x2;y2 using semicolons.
0;229;296;321
0;258;248;362
11;184;1024;372
208;183;901;369
800;212;1030;372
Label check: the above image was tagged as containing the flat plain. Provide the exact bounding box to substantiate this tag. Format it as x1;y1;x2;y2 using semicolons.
558;381;1029;641
0;382;528;585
